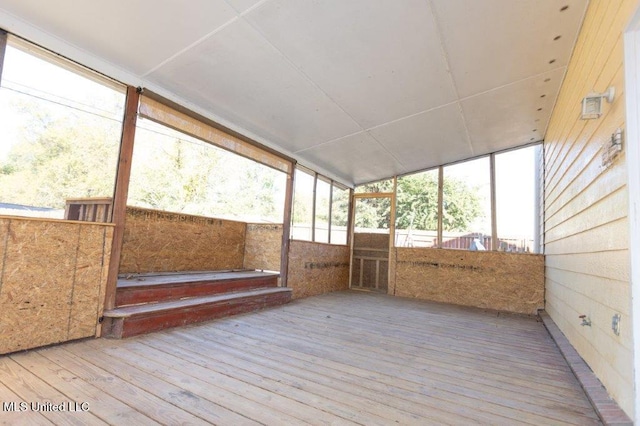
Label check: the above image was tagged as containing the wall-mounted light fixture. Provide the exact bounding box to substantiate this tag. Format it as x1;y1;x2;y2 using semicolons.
581;86;615;119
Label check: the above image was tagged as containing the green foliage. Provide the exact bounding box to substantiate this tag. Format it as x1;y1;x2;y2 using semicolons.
354;173;483;232
330;188;350;227
126;125;286;222
0;102;121;209
1;93;478;228
0;96;286;222
442;177;482;232
396;173;438;230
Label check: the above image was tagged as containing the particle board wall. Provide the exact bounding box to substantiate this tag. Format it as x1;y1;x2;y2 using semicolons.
287;240;349;299
119;207;246;273
0;217;113;354
392;248;544;315
543;0;636;417
243;223;282;272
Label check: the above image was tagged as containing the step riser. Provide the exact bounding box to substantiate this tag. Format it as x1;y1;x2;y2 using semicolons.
116;276;278;307
104;292;291;338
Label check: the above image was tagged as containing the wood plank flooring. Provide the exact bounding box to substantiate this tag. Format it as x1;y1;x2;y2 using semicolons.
0;291;600;425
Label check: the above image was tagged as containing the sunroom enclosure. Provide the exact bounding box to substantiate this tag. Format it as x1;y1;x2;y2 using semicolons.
0;0;637;421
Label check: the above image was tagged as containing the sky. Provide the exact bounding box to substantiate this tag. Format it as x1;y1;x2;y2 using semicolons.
445;149;537;239
0;44;124;160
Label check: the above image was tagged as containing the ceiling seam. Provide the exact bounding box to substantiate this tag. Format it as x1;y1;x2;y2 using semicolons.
366;101;459;132
294;129;365;154
295;99;466;154
425;0;474;156
235;12;408;170
141;15;240;77
234;0;272;17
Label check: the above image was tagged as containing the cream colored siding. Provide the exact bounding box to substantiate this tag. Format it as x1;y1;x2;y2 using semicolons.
543;0;636;417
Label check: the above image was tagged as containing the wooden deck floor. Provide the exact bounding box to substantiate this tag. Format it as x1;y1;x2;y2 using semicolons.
0;291;600;425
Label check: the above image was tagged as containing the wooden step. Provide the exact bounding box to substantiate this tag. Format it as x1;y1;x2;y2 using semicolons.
116;270;279;307
102;287;292;338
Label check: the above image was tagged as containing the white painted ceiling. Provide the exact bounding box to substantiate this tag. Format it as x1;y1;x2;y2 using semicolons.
0;0;588;186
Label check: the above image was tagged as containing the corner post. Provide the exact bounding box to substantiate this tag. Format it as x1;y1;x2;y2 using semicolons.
104;86;140;312
280;164;295;287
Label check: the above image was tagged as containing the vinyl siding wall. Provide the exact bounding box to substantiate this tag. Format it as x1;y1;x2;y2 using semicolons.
543;0;636;417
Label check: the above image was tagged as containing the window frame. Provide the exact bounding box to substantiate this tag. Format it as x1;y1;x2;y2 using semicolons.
291;165;352;246
357;142;542;253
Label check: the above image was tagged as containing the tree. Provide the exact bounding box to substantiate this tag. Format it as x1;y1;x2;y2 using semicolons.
441;177;483;232
354;173;483;232
0;98;122;209
1;95;287;223
126;122;287;223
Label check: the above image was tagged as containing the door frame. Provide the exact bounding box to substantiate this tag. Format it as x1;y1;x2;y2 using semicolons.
348;191;396;293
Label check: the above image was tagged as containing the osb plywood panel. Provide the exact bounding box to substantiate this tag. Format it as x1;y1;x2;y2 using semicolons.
0;218;112;354
393;248;544;315
243;224;282;272
542;0;636;416
68;226;113;340
287;241;349;299
119;207;246;273
353;232;389;249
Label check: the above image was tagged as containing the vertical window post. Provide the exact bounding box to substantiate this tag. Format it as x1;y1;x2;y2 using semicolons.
437;166;444;248
328;181;334;244
534;144;544;253
346;188;354;246
490;153;498;251
0;29;7;82
281;164;295;288
104;86;140;312
311;172;318;242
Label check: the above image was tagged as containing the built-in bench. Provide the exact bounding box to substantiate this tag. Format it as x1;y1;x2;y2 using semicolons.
102;270;291;338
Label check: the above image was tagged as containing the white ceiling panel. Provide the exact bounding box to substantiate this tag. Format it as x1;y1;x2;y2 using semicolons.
242;0;457;128
226;0;264;15
432;0;587;98
461;68;565;155
147;19;361;153
0;0;238;75
369;104;473;172
0;0;589;186
299;133;405;185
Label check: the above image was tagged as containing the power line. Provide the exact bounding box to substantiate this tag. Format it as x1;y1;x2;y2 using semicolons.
2;78;122;117
0;85;123;123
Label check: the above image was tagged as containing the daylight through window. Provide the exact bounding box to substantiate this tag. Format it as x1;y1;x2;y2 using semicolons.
128;118;286;223
291;166;351;245
0;38;125;220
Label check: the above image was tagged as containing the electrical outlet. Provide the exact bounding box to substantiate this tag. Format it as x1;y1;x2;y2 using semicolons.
612;314;621;336
602;128;624;168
